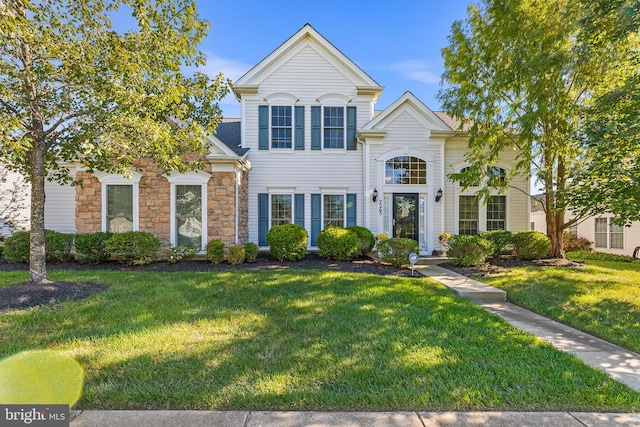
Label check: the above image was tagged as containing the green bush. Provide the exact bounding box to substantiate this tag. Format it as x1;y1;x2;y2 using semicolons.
105;231;160;266
377;237;419;267
317;226;360;261
0;236;4;258
447;234;495;267
513;231;551;260
74;232;113;264
266;223;308;261
3;230;74;263
45;230;74;262
478;230;513;258
563;232;591;252
227;244;246;265
346;226;375;256
206;239;225;264
567;251;639;263
3;231;30;263
164;244;198;264
244;242;259;263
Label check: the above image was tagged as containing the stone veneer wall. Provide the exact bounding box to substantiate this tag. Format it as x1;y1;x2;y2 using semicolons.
75;159;248;250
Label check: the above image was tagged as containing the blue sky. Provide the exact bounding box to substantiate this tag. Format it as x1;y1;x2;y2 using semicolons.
194;1;474;118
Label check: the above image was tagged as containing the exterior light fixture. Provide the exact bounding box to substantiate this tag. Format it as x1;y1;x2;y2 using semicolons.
435;188;443;203
372;188;378;203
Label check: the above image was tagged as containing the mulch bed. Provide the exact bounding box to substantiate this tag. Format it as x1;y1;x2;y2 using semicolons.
0;253;582;312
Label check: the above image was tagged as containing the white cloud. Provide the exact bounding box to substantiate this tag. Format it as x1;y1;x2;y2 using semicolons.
390;60;440;84
198;52;252;82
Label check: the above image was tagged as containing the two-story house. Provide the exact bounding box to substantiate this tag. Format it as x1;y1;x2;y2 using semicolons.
34;23;530;254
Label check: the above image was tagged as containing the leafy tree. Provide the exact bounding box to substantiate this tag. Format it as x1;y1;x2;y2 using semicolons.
438;0;637;258
0;1;229;283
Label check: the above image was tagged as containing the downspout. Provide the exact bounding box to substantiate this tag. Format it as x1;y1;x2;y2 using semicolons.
235;168;239;244
362;137;370;229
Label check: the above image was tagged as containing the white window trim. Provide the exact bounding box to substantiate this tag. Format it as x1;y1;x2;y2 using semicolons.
322;193;347;228
269;192;294;228
94;171;142;233
595;217;624;250
164;171;211;249
317;94;351;152
264;93;298;152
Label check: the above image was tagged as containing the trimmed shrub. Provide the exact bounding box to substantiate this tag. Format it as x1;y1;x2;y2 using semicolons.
447;234;494;267
266;223;308;261
74;232;113;264
0;236;3;258
513;231;551;260
227;244;246;265
567;251;639;263
106;231;160;266
346;226;375;256
317;226;360;261
377;237;419;267
244;242;259;263
206;239;225;264
563;232;591;252
164;244;198;264
3;231;30;263
3;230;74;263
478;230;513;258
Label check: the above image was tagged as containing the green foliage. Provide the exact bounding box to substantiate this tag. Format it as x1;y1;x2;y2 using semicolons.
3;230;73;263
317;226;361;261
447;234;494;267
266;224;308;261
205;239;225;264
227;244;246;266
563;232;591;252
567;251;639;264
244;242;259;263
478;230;513;258
376;238;419;267
0;350;84;406
105;231;160;266
513;231;551;260
74;232;113;264
3;231;30;263
164;244;198;264
0;236;3;258
346;226;375;256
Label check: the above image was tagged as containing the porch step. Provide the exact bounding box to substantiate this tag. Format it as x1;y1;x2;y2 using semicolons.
413;263;507;303
415;256;448;266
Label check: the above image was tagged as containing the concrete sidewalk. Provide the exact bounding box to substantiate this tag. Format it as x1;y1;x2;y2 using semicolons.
70;409;640;426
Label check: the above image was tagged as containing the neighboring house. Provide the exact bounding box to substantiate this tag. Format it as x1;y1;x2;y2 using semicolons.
531;196;640;257
14;24;531;254
0;169;30;236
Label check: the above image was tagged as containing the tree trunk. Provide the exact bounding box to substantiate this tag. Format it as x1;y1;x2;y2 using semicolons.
28;145;48;284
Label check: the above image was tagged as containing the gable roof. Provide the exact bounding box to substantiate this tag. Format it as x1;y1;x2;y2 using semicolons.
359;91;454;134
232;23;383;101
213;119;246;156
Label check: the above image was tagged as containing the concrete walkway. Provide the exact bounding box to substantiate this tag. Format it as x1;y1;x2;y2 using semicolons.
69;260;640;427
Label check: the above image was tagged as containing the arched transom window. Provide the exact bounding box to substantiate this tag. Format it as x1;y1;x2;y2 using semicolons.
385;156;427;185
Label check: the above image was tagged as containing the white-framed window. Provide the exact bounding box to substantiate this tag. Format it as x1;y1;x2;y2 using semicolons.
567;224;578;236
596;217;624;249
94;171;142;233
385;156;427;185
323;106;344;149
271;106;292;149
458;195;479;235
271;194;293;227
610;222;624;249
486;195;506;231
165;171;211;250
594;218;608;248
323;194;345;227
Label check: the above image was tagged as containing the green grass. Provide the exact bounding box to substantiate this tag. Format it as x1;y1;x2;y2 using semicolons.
1;269;639;411
478;259;640;354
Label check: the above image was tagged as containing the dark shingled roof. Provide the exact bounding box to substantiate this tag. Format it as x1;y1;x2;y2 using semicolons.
214;119;247;156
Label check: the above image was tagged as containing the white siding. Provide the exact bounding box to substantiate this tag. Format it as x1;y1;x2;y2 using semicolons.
44;180;76;233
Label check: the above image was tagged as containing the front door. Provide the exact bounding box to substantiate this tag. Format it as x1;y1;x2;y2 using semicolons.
393;193;419;241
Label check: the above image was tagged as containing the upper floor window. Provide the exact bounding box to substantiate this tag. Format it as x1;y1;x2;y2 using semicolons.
324;107;344;149
459;166;481;187
271;106;292;149
488;166;507;186
385;156;427;185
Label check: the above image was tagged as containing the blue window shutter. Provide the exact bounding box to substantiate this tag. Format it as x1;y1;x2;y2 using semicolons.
311;106;321;150
258;193;268;246
259;105;269;150
294;194;305;226
311;194;321;246
347;106;357;150
295;106;305;150
347;194;357;227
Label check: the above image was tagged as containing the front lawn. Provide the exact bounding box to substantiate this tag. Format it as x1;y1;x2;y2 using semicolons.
1;269;639;411
478;259;640;354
